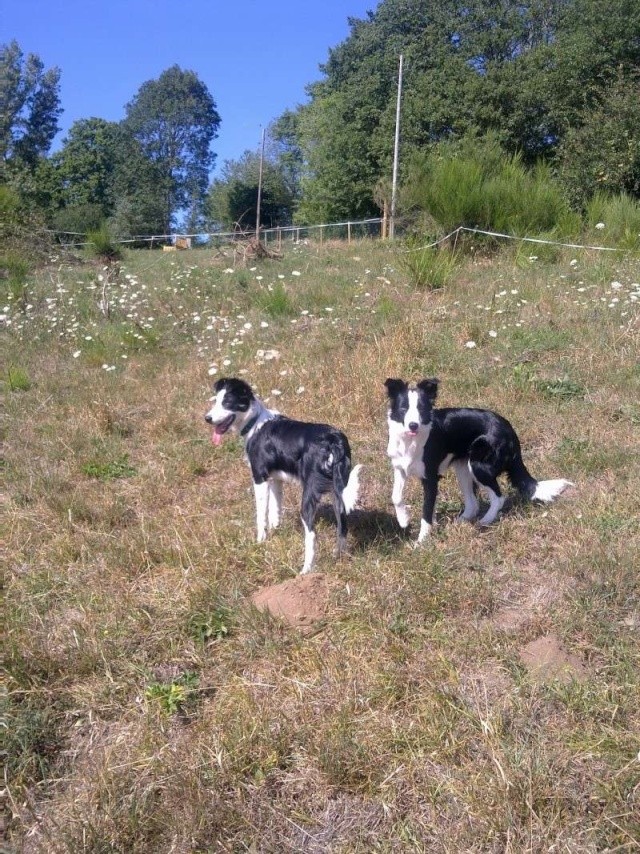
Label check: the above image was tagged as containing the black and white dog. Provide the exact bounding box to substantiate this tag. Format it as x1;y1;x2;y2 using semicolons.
385;378;573;544
205;377;362;574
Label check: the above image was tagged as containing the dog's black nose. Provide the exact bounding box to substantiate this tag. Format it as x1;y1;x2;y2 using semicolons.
408;421;419;432
204;414;213;424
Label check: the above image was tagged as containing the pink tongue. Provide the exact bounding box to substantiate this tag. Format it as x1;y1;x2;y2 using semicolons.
212;429;223;446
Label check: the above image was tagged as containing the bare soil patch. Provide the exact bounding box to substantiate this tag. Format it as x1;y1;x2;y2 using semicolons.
519;634;590;683
251;572;340;635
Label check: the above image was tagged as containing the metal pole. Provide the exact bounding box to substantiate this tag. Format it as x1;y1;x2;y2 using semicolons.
390;54;403;239
255;127;265;241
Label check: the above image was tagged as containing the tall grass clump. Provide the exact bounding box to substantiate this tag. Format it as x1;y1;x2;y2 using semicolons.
585;192;640;250
402;133;578;241
86;223;122;261
399;242;460;290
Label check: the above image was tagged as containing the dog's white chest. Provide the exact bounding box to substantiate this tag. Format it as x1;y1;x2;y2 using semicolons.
388;435;426;480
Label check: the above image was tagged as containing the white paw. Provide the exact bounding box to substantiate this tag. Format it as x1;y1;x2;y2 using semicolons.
395;506;411;528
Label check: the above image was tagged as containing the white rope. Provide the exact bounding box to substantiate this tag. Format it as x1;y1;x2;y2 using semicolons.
403;225;622;254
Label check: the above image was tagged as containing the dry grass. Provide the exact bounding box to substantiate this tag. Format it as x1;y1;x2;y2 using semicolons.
3;239;640;852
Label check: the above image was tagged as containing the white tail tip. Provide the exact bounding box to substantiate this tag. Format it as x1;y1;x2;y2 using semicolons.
532;478;574;502
342;464;362;514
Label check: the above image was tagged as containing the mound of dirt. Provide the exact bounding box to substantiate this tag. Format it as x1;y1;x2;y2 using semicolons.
519;634;589;683
251;572;339;635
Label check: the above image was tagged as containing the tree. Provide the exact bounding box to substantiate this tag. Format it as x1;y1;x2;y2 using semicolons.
206;148;295;231
0;40;62;168
556;72;640;206
50;118;167;236
123;65;220;232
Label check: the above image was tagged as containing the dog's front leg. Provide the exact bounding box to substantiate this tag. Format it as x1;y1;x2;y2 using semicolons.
392;466;410;528
268;479;283;530
417;473;439;544
253;481;269;542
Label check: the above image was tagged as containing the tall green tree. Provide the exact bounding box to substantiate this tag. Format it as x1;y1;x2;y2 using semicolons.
123;65;220;231
50;118;166;236
0;40;62;168
206;147;296;231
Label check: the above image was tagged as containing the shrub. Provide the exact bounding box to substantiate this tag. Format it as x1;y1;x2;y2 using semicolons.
402;134;578;241
86;224;122;261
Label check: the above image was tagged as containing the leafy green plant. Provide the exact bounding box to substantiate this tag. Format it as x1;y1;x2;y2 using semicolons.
82;454;137;481
257;282;295;316
145;672;199;715
189;606;231;644
536;375;586;400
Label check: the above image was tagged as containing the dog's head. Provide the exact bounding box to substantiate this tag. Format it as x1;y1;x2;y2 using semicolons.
384;377;438;438
205;377;256;444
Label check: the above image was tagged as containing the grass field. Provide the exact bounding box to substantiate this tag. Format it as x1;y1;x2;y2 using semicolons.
4;237;640;852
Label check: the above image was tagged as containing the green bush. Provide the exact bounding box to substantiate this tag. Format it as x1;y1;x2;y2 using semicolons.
86;224;122;261
402;134;578;241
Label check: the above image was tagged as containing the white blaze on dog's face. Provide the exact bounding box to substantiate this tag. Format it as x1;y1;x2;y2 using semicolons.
204;377;254;445
384;377;439;439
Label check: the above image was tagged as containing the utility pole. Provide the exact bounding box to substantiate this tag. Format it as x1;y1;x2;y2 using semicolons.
389;53;403;239
255;127;266;241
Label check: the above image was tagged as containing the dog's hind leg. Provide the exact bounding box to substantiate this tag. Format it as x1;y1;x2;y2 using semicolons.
268;479;283;530
469;461;505;525
300;486;320;574
453;459;480;521
332;493;348;557
253;481;270;542
392;466;410;528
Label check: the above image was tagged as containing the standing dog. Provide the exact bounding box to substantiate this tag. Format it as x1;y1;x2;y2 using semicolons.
385;378;573;543
205;377;362;574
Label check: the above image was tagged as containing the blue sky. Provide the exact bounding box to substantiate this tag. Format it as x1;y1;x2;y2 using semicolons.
5;0;375;174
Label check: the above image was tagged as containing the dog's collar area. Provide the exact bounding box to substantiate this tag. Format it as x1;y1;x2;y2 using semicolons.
240;414;260;437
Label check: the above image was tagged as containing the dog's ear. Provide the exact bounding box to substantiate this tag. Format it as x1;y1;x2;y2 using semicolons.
384;378;407;398
417;378;439;402
213;377;227;393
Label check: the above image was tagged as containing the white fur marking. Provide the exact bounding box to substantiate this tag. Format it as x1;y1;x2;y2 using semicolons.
267;479;283;530
532;478;574;502
342;464;362;514
478;489;505;526
301;519;316;574
392;466;410;527
254;481;269;541
454;459;479;520
417;518;433;543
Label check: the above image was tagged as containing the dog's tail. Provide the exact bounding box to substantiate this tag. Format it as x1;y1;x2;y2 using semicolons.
507;453;573;502
341;464;362;514
325;434;362;514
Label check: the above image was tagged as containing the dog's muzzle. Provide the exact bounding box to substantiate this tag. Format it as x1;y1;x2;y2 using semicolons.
206;413;235;445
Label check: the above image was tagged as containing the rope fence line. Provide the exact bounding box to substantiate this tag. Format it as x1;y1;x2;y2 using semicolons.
42;219;626;255
49;218;386;249
402;226;622;253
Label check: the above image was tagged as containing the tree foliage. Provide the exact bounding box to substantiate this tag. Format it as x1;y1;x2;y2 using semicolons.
51;118;166;236
281;0;640;222
206;146;296;231
0;40;62;168
123;65;220;232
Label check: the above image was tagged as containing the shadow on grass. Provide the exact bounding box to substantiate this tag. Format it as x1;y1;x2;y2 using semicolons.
315;505;411;552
